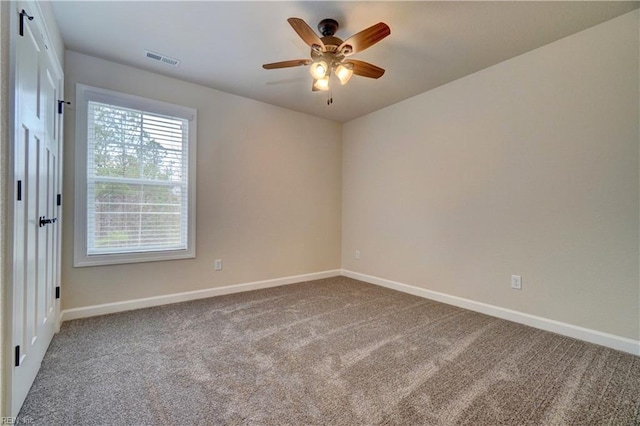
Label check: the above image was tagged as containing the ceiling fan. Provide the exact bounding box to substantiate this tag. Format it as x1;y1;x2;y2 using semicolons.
263;18;391;94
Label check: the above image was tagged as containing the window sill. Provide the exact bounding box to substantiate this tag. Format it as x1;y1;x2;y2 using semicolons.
73;248;196;267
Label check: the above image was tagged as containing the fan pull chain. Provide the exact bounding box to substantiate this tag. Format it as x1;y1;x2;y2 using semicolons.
327;87;333;106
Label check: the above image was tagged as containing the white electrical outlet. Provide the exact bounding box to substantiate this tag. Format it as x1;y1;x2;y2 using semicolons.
511;275;522;290
355;250;360;260
214;259;223;271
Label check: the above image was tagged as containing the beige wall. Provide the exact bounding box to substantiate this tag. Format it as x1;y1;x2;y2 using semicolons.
62;51;342;309
342;11;640;340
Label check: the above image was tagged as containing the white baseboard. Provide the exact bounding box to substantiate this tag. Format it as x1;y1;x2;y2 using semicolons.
342;270;640;356
61;269;342;322
60;267;639;356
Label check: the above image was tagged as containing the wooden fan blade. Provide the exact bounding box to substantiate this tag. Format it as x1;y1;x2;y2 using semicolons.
288;18;325;51
312;79;319;92
344;59;385;79
263;59;312;69
338;22;390;56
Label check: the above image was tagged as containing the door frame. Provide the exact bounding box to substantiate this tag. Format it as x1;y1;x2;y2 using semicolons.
3;0;64;417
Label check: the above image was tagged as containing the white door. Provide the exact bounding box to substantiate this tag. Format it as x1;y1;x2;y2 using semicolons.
12;3;63;416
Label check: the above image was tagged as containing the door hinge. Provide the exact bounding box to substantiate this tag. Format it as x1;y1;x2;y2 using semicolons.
58;100;70;114
19;9;33;37
17;180;22;201
57;193;62;206
15;345;20;367
55;286;60;299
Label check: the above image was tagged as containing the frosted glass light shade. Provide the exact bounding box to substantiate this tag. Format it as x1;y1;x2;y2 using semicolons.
313;76;330;91
336;64;354;85
310;61;329;79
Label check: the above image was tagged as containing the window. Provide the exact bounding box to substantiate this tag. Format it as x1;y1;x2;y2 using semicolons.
74;84;196;266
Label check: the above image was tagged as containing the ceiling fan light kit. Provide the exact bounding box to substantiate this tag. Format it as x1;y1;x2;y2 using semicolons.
263;17;390;101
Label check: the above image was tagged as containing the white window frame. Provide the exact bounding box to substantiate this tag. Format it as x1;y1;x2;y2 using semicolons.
74;84;197;267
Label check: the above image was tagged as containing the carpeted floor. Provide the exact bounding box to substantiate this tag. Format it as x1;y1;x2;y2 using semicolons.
18;276;640;425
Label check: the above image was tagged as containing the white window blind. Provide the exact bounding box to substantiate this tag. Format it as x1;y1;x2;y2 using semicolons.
75;84;196;267
86;101;189;255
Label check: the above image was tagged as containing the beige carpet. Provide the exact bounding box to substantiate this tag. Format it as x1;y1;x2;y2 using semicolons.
18;276;640;425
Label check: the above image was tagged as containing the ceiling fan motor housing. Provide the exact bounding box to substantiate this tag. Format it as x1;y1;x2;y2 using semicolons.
318;18;339;36
317;36;343;53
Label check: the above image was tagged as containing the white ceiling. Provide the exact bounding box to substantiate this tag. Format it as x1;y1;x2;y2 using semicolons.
51;1;638;123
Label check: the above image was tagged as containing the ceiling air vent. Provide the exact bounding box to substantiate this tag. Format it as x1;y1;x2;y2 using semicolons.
145;50;180;67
